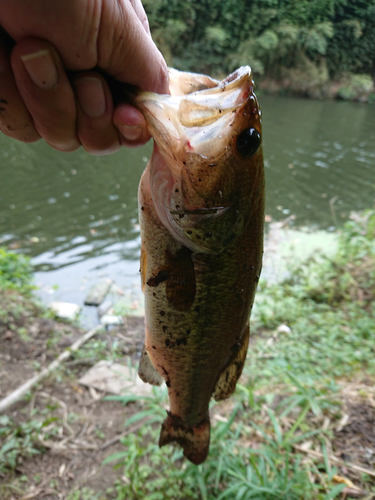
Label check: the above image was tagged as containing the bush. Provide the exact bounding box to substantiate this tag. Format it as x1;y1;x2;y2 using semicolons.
0;247;34;293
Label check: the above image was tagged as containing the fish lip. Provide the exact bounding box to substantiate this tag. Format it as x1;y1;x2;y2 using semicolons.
199;66;253;95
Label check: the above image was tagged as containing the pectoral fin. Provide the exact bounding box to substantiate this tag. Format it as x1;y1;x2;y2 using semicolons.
213;324;250;401
138;345;163;386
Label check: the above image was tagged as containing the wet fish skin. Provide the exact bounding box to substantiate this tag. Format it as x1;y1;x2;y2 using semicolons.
134;67;264;464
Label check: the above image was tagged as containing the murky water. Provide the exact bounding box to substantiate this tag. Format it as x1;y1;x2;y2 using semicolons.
0;96;374;315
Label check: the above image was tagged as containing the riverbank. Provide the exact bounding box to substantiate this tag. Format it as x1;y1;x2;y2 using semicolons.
257;72;375;102
1;210;374;499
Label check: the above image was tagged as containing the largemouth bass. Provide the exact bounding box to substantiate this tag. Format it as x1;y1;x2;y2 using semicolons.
133;66;264;465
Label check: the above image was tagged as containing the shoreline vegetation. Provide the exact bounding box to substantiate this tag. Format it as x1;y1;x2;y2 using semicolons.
1;210;374;498
143;0;375;102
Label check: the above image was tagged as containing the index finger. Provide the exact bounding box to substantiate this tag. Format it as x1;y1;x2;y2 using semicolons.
97;0;169;94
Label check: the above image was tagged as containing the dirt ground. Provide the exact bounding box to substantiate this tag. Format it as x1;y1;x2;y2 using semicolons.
1;293;375;499
0;302;148;500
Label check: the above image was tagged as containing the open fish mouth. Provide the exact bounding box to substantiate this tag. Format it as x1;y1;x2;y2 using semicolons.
133;66;257;162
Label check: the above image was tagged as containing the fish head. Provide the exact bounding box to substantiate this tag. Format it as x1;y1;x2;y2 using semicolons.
134;67;264;253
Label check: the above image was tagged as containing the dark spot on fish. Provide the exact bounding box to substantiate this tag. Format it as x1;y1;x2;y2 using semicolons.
176;391;181;396
231;342;241;353
0;99;8;104
165;247;196;312
141;206;144;211
162;325;167;333
219;109;222;113
225;371;229;382
162;367;169;377
166;380;171;388
177;338;187;347
198;178;202;182
152;345;156;350
0;107;5;112
186;328;191;335
175;188;179;193
194;305;200;314
147;270;169;287
165;339;170;347
160;310;165;316
187;230;192;235
153;292;156;297
183;161;186;165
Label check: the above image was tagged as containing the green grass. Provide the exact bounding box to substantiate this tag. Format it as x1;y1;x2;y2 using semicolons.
102;209;375;500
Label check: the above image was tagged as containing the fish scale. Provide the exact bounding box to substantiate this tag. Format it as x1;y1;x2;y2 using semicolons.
133;66;264;464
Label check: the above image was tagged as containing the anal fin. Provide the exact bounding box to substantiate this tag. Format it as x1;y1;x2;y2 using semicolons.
138;345;163;386
213;324;250;401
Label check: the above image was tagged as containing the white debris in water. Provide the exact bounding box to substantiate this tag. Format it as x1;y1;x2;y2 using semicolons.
49;301;81;320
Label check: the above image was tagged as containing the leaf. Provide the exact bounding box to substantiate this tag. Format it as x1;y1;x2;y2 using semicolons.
322;483;346;500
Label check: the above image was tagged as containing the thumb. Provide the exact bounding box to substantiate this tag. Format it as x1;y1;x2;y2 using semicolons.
97;0;169;94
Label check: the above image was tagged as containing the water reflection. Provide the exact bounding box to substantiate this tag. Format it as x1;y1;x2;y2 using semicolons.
262;97;374;229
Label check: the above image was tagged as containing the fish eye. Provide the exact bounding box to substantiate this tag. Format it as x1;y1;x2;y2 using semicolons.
236;128;261;158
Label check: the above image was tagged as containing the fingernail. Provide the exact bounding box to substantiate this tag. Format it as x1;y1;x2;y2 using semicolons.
21;49;58;89
75;77;106;117
118;124;142;141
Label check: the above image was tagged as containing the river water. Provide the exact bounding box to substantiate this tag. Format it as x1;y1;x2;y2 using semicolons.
0;96;374;322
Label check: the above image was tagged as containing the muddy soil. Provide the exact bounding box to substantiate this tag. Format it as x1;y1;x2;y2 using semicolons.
0;291;147;499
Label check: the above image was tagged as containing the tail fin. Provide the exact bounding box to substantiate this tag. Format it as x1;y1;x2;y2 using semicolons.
159;413;210;465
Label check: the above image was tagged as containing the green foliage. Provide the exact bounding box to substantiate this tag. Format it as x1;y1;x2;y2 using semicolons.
0;247;34;294
0;416;43;474
143;0;375;88
252;210;375;383
338;73;374;100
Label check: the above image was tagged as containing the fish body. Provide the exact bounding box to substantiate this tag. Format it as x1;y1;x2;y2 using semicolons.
134;67;264;464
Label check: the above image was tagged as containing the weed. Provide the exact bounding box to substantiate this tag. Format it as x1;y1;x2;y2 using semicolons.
0;416;43;474
0;247;34;294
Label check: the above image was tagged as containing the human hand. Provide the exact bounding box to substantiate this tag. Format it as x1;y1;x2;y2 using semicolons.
0;0;168;154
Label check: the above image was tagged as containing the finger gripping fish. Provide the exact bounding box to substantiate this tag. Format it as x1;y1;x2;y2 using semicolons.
133;67;264;465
